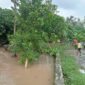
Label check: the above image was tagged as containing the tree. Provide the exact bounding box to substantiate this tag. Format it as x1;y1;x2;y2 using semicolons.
9;0;67;68
66;16;85;41
0;8;14;45
11;0;19;35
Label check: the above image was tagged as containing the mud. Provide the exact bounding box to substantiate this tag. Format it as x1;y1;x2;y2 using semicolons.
0;48;54;85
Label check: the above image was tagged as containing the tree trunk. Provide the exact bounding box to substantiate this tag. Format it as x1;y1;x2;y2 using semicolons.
14;17;16;35
25;58;28;68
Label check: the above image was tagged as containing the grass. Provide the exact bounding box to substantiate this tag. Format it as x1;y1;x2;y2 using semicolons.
60;55;85;85
46;42;85;85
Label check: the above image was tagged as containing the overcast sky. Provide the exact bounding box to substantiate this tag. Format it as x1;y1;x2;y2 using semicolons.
0;0;13;9
53;0;85;19
0;0;85;19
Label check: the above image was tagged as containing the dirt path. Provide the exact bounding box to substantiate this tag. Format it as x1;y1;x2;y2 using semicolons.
0;48;54;85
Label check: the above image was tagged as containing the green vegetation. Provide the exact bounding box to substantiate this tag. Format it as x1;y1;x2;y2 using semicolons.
0;0;85;68
60;44;85;85
0;8;13;44
0;0;85;84
0;0;84;65
48;43;85;85
9;0;67;65
66;16;85;41
61;53;85;85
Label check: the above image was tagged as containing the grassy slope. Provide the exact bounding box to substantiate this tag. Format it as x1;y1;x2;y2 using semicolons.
61;55;85;85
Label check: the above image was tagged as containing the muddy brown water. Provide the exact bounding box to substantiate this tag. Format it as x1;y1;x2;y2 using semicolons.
0;48;54;85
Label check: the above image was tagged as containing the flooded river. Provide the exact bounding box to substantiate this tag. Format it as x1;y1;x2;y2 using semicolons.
0;48;54;85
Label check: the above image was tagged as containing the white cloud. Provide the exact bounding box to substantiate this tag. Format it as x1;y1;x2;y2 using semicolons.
0;0;13;9
57;8;84;19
